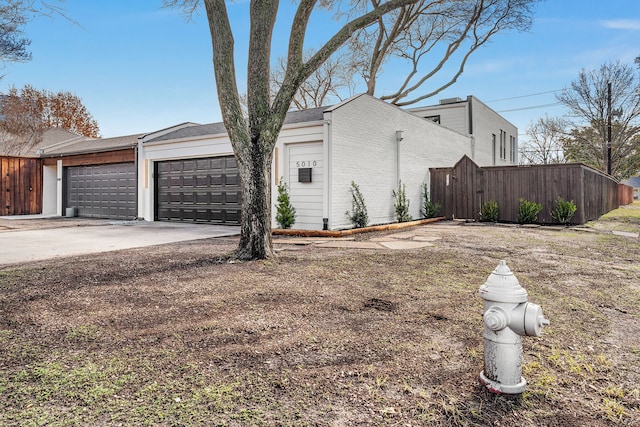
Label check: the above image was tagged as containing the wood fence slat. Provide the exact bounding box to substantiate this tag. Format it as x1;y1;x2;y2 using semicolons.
0;156;43;215
430;156;622;224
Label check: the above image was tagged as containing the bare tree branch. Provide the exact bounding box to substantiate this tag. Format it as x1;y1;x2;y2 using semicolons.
166;0;536;259
338;0;537;106
520;115;567;165
557;61;640;179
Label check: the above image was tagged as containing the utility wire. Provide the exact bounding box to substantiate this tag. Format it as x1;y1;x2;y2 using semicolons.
486;89;564;103
498;102;564;113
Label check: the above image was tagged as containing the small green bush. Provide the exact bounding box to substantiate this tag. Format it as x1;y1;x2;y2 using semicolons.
421;183;441;219
346;181;368;228
551;196;577;225
275;178;296;229
392;181;412;222
481;200;499;222
518;198;543;224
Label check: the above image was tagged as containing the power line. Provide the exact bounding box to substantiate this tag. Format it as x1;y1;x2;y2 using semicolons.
485;89;564;103
497;102;564;113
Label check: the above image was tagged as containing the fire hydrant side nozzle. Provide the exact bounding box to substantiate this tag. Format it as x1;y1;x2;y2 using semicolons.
478;260;549;395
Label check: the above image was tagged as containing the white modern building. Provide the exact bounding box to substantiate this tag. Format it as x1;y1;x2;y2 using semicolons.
409;96;518;166
138;94;516;230
34;93;518;230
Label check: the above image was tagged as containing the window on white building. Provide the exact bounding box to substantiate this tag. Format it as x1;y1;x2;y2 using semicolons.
492;134;497;165
424;115;441;124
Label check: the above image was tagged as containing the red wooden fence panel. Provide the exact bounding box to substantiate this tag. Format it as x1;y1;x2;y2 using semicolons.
618;184;634;206
0;156;43;216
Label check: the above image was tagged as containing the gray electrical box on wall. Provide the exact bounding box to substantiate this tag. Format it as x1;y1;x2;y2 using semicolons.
298;168;312;183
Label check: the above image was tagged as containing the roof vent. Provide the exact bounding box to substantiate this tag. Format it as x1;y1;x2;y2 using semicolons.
439;97;463;105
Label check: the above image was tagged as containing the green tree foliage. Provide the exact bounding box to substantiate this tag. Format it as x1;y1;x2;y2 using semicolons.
275;178;296;229
481;200;499;222
347;181;368;228
517;198;542;224
392;181;412;222
551;196;577;225
420;182;440;218
561;123;640;180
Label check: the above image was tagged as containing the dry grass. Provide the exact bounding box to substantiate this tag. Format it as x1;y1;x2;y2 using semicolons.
589;200;640;233
0;210;638;426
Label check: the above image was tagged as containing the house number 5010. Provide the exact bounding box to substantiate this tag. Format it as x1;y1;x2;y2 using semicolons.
296;161;317;167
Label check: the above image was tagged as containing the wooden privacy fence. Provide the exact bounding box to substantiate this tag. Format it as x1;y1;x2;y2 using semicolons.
0;156;43;216
618;183;634;206
430;156;624;224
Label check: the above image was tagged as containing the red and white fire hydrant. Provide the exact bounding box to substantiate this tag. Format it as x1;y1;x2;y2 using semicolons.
478;260;549;394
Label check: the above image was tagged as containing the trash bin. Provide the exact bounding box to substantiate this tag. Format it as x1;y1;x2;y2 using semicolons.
65;207;77;218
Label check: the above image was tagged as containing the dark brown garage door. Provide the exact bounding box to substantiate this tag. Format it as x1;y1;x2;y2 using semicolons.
65;163;137;220
155;156;241;224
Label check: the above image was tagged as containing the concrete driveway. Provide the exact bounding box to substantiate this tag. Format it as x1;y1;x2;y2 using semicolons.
0;218;240;266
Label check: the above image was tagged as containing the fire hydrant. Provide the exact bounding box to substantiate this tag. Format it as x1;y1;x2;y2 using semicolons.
478;260;549;395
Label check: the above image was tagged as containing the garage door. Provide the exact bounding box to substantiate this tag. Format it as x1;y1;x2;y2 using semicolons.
65;163;137;220
155;156;241;224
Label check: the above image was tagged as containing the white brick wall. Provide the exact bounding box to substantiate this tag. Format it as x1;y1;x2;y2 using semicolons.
326;95;472;229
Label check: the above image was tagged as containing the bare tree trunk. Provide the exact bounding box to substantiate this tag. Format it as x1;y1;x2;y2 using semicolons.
203;0;422;259
235;141;274;260
206;0;280;260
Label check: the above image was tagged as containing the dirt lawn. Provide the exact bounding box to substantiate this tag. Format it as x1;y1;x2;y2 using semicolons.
1;205;639;426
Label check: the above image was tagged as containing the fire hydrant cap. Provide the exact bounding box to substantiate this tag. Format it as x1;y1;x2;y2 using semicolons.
478;260;529;303
510;302;550;337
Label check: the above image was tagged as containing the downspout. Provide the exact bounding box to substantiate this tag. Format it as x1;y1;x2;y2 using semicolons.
467;95;474;135
56;159;63;216
396;130;404;186
134;143;139;220
467;96;475;159
322;117;331;230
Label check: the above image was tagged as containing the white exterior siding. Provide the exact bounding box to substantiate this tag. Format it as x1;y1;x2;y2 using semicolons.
286;142;323;230
410;102;469;135
420;103;469;135
326;95;472;230
41;164;58;215
409;97;518;167
272;122;325;230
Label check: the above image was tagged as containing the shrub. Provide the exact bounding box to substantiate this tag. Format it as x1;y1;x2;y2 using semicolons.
551;196;577;225
518;198;543;224
275;178;296;229
421;183;441;218
392;181;412;222
480;200;499;222
346;181;368;228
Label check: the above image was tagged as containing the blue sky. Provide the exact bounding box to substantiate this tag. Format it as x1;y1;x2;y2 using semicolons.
1;0;639;139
